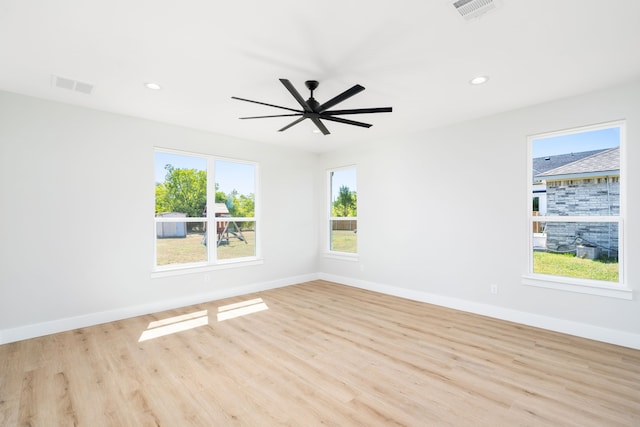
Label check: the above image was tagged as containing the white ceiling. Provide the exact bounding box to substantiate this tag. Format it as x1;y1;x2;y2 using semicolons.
1;0;639;153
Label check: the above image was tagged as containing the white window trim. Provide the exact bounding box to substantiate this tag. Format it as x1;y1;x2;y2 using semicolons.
151;259;264;278
153;148;260;275
325;165;358;259
522;274;632;300
324;252;359;261
523;121;630;299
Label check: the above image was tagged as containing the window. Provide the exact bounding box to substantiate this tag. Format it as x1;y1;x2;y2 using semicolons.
328;166;357;255
154;149;258;271
524;122;630;299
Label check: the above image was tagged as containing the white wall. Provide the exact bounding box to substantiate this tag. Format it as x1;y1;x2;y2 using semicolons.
318;79;640;347
2;79;639;348
0;91;319;342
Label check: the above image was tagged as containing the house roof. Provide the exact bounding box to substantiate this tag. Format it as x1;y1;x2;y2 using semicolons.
214;203;229;215
532;149;606;181
537;147;619;180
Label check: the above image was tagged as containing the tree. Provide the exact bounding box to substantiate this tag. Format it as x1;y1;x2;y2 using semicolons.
155;165;206;217
215;183;227;206
233;193;255;218
222;190;255;229
333;185;357;217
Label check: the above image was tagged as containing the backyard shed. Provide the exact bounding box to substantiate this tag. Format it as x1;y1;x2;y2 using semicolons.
155;212;187;238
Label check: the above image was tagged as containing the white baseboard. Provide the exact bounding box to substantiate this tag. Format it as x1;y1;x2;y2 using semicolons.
0;273;319;345
318;273;640;350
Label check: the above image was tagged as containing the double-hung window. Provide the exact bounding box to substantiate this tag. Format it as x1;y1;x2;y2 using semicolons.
524;121;630;299
154;149;258;271
328;166;357;255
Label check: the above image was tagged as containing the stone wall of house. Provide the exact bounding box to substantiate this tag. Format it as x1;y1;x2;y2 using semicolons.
546;177;619;216
544;177;619;257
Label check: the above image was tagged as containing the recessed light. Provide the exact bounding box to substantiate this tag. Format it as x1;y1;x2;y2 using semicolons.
469;75;489;85
144;82;162;90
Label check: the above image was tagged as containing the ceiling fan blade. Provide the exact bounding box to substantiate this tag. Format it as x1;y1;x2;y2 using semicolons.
278;116;307;132
279;79;312;112
323;107;392;115
240;113;303;119
231;96;301;113
320;115;372;128
318;84;365;112
310;117;330;135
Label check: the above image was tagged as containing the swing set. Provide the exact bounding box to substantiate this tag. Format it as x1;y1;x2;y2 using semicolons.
202;203;247;247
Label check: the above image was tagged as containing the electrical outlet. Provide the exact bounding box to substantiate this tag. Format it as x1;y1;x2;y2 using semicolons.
490;284;498;294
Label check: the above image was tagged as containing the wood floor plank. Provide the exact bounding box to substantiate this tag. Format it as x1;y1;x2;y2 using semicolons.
1;280;639;426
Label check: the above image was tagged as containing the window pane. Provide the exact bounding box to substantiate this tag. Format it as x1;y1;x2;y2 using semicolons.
214;160;255;216
155;152;207;218
214;160;256;260
216;221;256;260
532;127;619;218
330;220;357;253
331;168;357;217
155;152;208;267
156;223;207;266
329;167;357;254
532;221;619;282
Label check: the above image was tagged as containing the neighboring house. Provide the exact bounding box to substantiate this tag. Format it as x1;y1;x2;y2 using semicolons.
535;147;620;256
532;149;606;215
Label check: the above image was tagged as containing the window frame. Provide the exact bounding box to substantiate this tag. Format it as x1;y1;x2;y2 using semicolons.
326;165;358;260
153;148;261;276
522;121;631;299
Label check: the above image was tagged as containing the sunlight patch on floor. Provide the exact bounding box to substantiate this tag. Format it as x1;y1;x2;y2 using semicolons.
217;298;268;321
139;310;208;342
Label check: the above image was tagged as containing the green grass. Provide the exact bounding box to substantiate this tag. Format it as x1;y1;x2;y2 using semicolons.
156;232;207;265
331;230;357;253
217;230;256;260
158;229;358;265
533;251;618;282
156;231;255;266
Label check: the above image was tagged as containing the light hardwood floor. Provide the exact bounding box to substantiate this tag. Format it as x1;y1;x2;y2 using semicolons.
1;280;639;426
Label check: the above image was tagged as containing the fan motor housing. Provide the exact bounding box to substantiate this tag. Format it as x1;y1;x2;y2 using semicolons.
305;80;319;91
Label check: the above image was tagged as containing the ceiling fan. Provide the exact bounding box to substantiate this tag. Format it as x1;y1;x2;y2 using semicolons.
232;79;392;135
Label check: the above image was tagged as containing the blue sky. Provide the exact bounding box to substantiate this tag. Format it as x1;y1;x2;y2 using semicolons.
155;152;255;196
331;168;357;201
156;152;357;201
215;160;255;195
155;152;205;183
532;127;620;158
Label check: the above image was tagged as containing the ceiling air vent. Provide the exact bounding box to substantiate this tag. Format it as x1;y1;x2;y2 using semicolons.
51;75;94;95
451;0;497;20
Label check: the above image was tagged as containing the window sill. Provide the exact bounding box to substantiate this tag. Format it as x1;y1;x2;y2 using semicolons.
324;252;359;262
151;258;264;278
522;274;632;300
